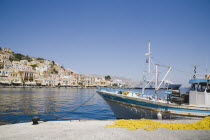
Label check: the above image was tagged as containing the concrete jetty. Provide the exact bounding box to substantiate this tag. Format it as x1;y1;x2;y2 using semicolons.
0;120;210;140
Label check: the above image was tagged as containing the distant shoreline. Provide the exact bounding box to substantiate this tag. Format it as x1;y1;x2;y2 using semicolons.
0;85;96;89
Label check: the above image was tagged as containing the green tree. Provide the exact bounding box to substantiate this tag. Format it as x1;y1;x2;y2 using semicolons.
37;57;44;61
105;75;111;81
31;64;38;70
112;83;118;87
51;61;55;68
78;82;84;87
24;55;32;62
51;68;58;74
9;56;14;62
14;53;24;61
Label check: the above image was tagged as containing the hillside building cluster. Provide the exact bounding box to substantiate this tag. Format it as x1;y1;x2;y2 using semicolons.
0;48;125;87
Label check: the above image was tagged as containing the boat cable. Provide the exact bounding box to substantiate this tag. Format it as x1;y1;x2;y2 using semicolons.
51;92;98;121
151;57;192;75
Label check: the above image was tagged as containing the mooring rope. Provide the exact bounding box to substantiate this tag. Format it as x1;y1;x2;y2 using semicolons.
52;92;97;121
0;92;98;124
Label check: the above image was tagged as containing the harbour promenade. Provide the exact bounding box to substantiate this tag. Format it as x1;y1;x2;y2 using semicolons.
0;119;210;140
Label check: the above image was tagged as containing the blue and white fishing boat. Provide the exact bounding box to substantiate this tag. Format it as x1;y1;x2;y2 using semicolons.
96;42;210;119
96;74;210;119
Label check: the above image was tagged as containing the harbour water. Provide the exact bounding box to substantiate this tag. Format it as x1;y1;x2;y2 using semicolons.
0;87;189;124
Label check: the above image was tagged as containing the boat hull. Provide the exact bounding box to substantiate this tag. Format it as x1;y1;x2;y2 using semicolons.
97;90;210;119
104;98;172;119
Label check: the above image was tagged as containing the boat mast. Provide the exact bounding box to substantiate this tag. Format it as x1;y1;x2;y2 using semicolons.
142;40;151;94
155;64;158;100
155;64;171;101
145;40;151;74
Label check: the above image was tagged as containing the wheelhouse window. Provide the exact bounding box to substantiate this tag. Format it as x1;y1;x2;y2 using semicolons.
197;83;207;92
190;83;198;91
206;84;210;93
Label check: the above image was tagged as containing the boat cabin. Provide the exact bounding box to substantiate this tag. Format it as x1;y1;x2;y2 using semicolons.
189;78;210;106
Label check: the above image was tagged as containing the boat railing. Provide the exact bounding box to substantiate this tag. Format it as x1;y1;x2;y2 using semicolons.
96;87;124;93
96;87;161;101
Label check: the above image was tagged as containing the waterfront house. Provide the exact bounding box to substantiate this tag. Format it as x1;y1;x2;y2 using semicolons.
34;77;44;86
60;78;69;86
30;60;40;65
82;75;95;87
2;48;12;53
0;77;10;85
20;71;35;82
43;60;51;68
43;77;57;86
9;71;22;85
43;74;60;86
0;69;12;85
35;63;48;75
65;69;74;75
57;68;65;74
0;62;4;69
93;76;102;86
18;65;33;71
0;69;11;77
73;73;81;83
4;61;13;69
20;60;28;65
0;57;9;64
0;53;11;60
93;76;108;87
111;79;123;87
12;61;22;70
69;75;78;86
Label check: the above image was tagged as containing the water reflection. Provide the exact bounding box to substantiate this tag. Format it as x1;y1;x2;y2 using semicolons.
0;88;115;124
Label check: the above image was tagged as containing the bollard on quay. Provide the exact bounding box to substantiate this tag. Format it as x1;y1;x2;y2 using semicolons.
32;116;40;125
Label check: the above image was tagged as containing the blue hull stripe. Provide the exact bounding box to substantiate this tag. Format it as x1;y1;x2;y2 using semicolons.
99;92;210;114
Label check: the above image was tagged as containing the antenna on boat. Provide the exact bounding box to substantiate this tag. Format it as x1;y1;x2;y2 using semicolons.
193;65;197;79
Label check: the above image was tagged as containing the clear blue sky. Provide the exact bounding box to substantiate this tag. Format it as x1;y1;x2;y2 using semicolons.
0;0;210;86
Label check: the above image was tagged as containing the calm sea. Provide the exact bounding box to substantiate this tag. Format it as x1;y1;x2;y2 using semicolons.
0;87;189;124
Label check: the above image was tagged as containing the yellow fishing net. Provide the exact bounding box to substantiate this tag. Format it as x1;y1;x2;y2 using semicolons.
106;117;210;131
